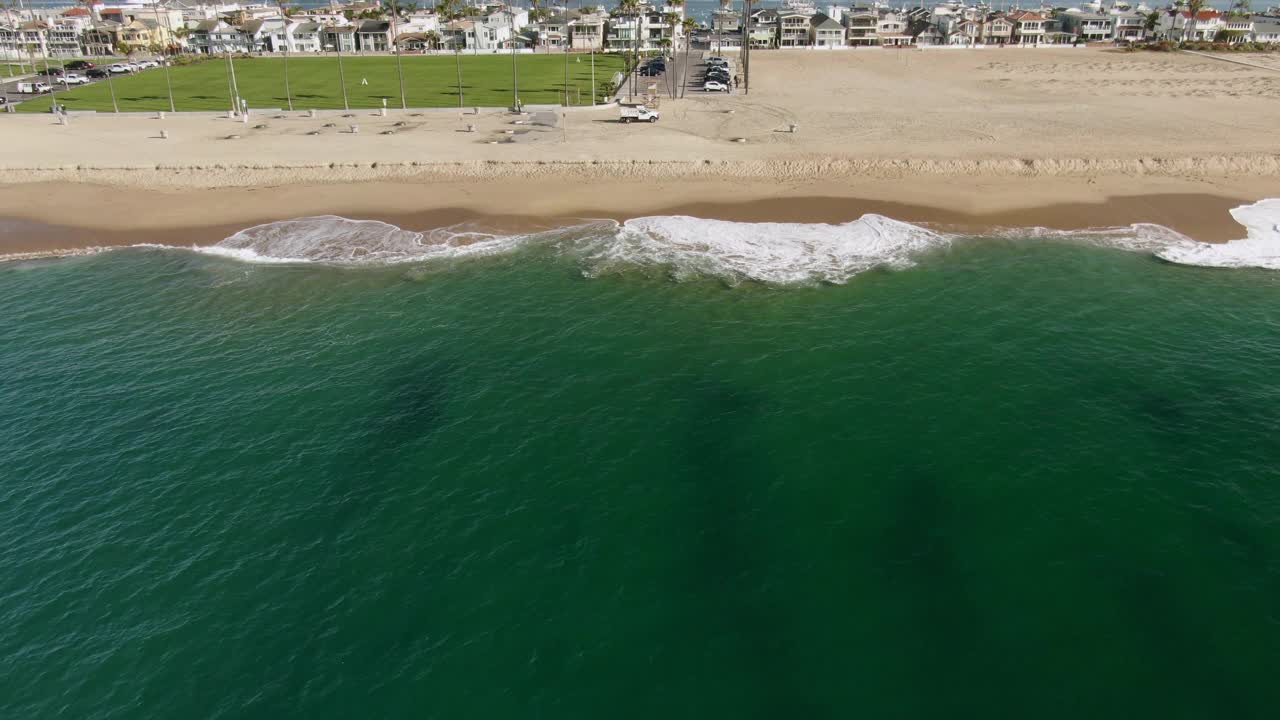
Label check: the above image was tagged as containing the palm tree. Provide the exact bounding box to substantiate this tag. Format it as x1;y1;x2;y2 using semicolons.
152;0;176;112
615;0;640;97
662;10;679;99
1143;10;1160;37
1229;0;1251;16
1183;0;1204;43
275;0;294;110
386;0;407;109
679;16;694;99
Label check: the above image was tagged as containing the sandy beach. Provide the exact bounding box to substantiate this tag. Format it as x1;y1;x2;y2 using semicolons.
3;48;1279;253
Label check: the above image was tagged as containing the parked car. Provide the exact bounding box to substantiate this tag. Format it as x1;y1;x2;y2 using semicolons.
137;59;159;69
703;81;729;93
108;63;131;74
16;81;52;94
86;67;109;78
60;72;89;85
704;72;731;83
125;62;142;72
38;67;65;77
65;60;95;70
639;65;661;76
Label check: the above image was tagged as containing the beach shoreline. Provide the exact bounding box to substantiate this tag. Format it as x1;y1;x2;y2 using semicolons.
0;176;1272;259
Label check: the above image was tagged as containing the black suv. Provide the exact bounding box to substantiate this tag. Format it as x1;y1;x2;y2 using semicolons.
65;60;95;71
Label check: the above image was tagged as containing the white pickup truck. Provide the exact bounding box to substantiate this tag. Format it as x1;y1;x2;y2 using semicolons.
16;81;52;94
619;104;659;124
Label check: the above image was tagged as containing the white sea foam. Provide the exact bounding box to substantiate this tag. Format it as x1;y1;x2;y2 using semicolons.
192;215;535;266
1155;199;1280;270
181;200;1280;282
587;214;949;284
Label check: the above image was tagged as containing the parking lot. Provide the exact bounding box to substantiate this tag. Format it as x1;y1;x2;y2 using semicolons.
1;59;163;110
627;52;740;101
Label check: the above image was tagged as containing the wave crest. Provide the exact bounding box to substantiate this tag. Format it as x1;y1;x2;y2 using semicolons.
188;200;1280;282
585;215;947;284
199;215;531;265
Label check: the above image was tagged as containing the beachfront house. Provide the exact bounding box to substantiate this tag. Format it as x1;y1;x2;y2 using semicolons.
1111;10;1147;43
535;14;571;49
0;26;17;62
778;10;812;47
286;21;324;53
441;18;509;52
844;7;878;46
605;2;681;52
82;22;121;56
1008;10;1046;45
1159;9;1222;42
809;12;845;47
877;12;913;47
1219;15;1256;42
41;22;85;57
320;25;357;53
188;19;254;54
569;12;607;51
238;18;290;53
941;16;981;45
355;20;393;51
982;15;1014;45
1059;11;1113;42
747;9;780;48
1253;18;1280;42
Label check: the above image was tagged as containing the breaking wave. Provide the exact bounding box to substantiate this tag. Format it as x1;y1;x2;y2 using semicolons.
176;199;1280;283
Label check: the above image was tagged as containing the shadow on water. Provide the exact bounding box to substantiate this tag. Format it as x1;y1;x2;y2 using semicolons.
324;351;456;536
272;352;456;710
870;467;984;713
1120;572;1248;717
675;378;820;717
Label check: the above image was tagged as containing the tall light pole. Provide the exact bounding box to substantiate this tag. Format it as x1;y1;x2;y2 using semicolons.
388;0;406;109
105;63;119;112
223;49;237;114
453;41;462;107
327;38;348;111
276;1;293;111
742;0;751;95
511;32;518;111
153;0;175;112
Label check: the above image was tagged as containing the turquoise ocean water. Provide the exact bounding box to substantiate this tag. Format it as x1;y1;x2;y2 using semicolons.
2;211;1280;718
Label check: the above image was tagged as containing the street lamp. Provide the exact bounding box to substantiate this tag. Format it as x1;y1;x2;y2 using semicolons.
325;40;349;112
153;0;176;112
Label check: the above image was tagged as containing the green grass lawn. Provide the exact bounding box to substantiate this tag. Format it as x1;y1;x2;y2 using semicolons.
15;53;626;113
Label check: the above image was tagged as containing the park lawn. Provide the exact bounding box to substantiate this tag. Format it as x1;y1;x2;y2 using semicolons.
16;53;627;113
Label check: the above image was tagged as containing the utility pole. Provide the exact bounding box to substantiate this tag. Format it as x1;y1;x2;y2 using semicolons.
742;0;751;95
154;0;175;112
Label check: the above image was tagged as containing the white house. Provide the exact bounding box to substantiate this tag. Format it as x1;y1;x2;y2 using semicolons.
809;12;844;47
